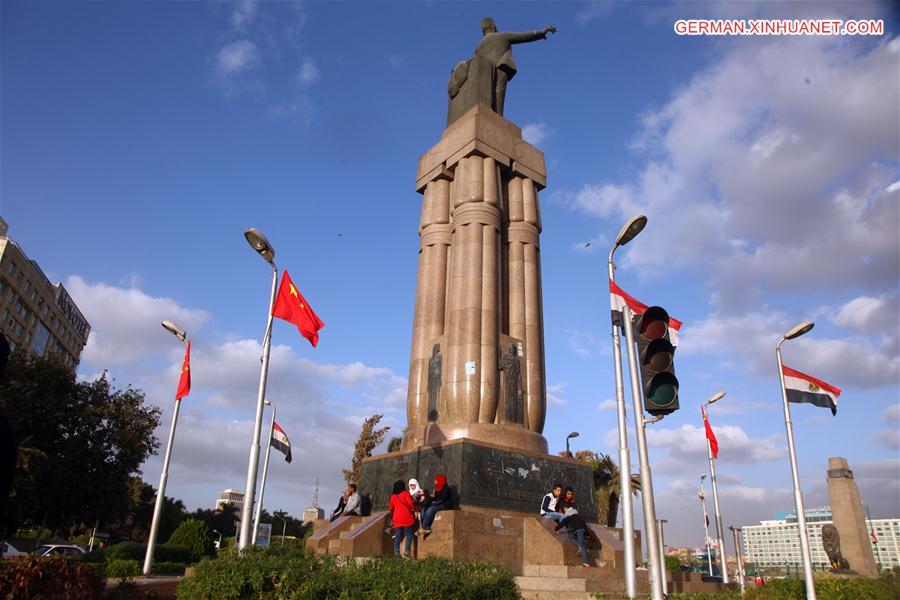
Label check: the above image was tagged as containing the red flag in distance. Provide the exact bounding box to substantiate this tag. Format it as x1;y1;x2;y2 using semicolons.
176;341;191;399
272;270;325;347
703;405;719;459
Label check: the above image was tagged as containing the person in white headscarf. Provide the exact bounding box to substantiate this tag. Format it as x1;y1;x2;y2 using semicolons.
408;478;426;505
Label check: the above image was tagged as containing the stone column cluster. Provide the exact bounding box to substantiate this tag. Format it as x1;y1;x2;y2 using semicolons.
406;108;548;448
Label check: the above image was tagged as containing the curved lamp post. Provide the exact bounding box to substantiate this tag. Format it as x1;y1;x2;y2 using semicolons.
776;321;817;599
698;474;713;576
142;320;188;576
607;214;649;599
238;228;279;550
565;431;579;457
703;391;729;584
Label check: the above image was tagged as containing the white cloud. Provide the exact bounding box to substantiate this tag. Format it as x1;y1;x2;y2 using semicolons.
297;57;320;86
522;122;553;146
885;404;900;423
66;275;209;367
832;293;899;353
216;40;261;76
547;382;567;406
230;0;258;31
597;398;617;411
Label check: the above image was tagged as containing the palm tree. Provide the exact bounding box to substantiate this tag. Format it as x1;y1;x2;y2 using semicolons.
575;450;640;528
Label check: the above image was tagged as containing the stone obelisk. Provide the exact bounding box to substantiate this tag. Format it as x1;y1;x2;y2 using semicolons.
827;457;879;577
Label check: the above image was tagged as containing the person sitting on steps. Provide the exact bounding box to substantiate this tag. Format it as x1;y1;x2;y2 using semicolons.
343;483;361;517
420;473;450;534
540;483;565;523
555;507;592;568
556;486;577;514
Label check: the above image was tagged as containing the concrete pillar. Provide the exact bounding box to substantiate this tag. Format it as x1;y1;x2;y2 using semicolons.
827;457;879;577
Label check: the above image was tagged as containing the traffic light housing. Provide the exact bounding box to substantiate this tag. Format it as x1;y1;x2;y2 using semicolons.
635;306;679;416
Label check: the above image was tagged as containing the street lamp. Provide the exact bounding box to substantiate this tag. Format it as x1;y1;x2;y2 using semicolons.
730;526;746;594
252;400;276;545
238;228;279;550
656;518;669;596
606;214;647;599
699;474;713;576
565;431;579;457
776;320;817;600
703;391;729;584
273;513;287;545
142;321;188;576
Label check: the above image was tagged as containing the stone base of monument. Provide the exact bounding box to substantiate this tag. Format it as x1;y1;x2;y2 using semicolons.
357;437;597;520
307;506;726;598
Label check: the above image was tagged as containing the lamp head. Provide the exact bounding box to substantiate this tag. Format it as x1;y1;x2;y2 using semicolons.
707;391;726;405
161;320;187;342
784;321;814;340
567;431;580;439
244;227;275;263
265;399;272;406
700;474;707;481
614;214;648;247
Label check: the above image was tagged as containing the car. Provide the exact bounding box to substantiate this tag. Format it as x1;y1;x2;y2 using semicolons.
1;542;28;558
33;544;86;557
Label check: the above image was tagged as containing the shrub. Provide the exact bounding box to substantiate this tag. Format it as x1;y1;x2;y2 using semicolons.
177;545;520;600
741;573;900;600
105;559;141;579
107;541;145;562
0;556;105;599
105;541;192;564
664;555;682;572
151;561;186;576
167;518;214;561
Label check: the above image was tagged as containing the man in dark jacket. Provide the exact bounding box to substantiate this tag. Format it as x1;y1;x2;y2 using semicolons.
555;508;591;567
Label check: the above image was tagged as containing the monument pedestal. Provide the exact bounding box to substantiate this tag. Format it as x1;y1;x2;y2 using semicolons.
357;437;596;521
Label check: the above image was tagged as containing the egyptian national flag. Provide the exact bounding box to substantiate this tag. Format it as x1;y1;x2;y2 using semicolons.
272;270;325;347
782;364;841;416
271;422;292;463
702;405;719;459
175;341;191;400
609;280;683;345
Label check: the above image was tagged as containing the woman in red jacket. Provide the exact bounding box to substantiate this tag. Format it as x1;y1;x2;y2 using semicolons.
389;479;418;556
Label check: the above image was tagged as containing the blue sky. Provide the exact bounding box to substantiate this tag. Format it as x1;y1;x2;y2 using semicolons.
2;1;898;550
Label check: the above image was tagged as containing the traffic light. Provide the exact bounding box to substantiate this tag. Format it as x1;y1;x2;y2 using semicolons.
635;306;679;416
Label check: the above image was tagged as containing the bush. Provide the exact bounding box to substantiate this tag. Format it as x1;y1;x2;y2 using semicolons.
0;556;105;599
742;572;900;600
177;545;520;600
167;518;214;561
106;541;145;562
105;559;141;579
151;561;186;576
664;555;682;572
105;541;192;564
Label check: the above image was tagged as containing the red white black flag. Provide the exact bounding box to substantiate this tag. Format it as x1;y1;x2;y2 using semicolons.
272;422;292;464
782;364;841;416
609;280;683;345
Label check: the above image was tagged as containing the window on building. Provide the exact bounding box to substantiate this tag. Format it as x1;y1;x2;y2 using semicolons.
32;323;50;357
15;271;23;284
30;289;37;302
6;262;15;275
22;280;30;294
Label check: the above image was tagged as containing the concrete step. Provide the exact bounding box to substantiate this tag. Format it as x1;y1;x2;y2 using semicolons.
515;576;587;593
327;539;341;554
521;563;612;577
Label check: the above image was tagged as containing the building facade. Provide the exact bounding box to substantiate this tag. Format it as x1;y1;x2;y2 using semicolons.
215;489;244;512
0;219;90;369
743;506;900;570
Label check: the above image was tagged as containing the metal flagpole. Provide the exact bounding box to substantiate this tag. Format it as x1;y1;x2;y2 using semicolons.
608;247;636;599
731;526;746;594
706;425;729;584
657;519;668;596
239;252;278;550
252;401;276;545
699;476;713;576
776;326;817;600
623;306;664;600
143;324;188;576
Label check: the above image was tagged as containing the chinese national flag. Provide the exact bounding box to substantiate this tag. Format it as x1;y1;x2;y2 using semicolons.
702;406;719;459
272;270;325;347
176;341;191;400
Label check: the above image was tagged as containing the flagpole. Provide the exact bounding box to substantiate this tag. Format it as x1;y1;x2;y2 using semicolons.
776;321;817;600
699;475;713;576
702;400;729;584
252;400;276;545
608;245;636;599
239;228;278;551
730;526;746;594
143;322;188;576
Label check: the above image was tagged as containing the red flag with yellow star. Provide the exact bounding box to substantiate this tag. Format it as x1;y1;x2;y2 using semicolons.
176;341;191;399
272;270;325;347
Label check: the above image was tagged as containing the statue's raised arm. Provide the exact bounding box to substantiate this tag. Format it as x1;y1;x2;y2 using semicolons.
447;18;557;125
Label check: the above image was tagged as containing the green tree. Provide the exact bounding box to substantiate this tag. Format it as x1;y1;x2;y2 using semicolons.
167;517;215;560
0;354;160;535
575;450;641;528
343;414;389;484
121;477;187;542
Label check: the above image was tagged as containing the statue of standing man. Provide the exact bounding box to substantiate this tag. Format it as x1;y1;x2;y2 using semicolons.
448;18;556;125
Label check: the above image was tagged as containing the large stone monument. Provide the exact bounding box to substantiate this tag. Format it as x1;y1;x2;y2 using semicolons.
358;18;596;520
826;457;878;577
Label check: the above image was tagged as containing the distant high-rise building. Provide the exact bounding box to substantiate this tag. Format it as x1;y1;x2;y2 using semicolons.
743;506;900;570
216;489;244;512
301;478;325;524
0;219;90;369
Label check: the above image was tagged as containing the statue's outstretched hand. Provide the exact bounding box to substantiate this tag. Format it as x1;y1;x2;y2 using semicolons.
544;26;557;36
